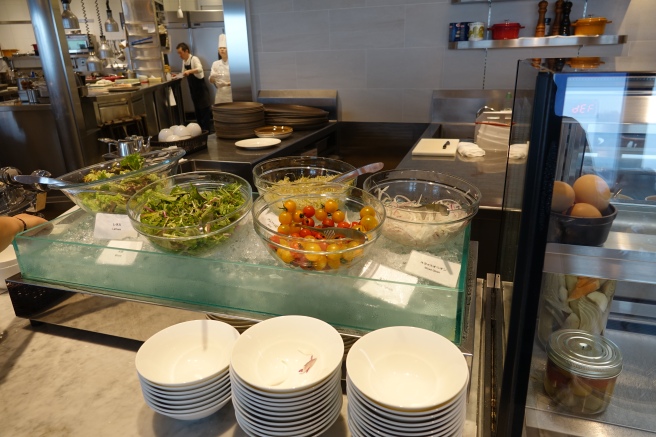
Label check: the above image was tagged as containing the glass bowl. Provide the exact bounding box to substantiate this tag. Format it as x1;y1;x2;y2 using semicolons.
58;149;186;214
252;156;356;200
127;171;253;255
363;169;481;250
252;183;385;272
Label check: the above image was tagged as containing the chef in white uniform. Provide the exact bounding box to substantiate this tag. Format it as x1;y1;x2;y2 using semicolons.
209;34;232;104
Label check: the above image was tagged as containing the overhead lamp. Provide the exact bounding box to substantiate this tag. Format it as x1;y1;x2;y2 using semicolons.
87;52;103;71
177;0;183;18
61;0;80;29
104;1;119;32
98;36;112;59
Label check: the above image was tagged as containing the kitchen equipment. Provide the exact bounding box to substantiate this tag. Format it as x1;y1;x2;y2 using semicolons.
252;183;385;272
332;162;384;184
65;34;98;55
572;16;612;36
98;137;139;157
490;20;525;40
544;329;622;414
535;1;548;37
411;138;460;157
560;1;573;35
252;156;356;198
127;171;253;255
364;169;481;250
468;22;485;41
254;125;293;139
547;204;617;246
551;0;564;36
61;0;80;29
263;104;330;131
104;0;119;32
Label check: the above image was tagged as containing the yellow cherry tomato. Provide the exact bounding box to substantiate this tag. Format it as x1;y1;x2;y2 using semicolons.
304;242;322;262
283;200;297;213
360;206;376;218
324;199;339;214
332;210;346;223
278;224;291;234
277;248;294;263
326;243;341;261
279;211;293;225
314;255;328;270
327;258;342;270
315;208;328;221
360;215;379;231
348;240;364;257
292;210;304;223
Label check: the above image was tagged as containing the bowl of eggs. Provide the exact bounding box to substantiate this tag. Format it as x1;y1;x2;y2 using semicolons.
548;174;617;246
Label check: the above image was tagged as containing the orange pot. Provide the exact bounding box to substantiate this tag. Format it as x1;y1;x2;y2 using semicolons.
572;17;611;36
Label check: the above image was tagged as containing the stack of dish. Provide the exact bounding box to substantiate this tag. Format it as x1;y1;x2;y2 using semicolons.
206;312;256;333
264;104;329;130
254;125;294;139
346;326;469;437
213;102;265;139
230;316;344;436
135;320;239;420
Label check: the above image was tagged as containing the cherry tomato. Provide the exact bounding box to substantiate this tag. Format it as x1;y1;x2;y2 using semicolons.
270;235;281;245
360;206;376;218
277;248;294;263
301;217;315;227
332;210;346;223
326;243;341;261
360;215;379;231
314;255;328;270
337;221;351;229
313;231;326;240
292;210;304;223
283;200;297;213
303;235;316;240
302;205;315;218
278;211;293;225
318;242;328;251
327;258;342;270
351;224;366;232
324;199;338;214
299;228;313;238
304;242;321;262
289;225;301;235
348;240;364;257
290;232;301;238
314;208;328;221
277;224;291;234
350;221;360;228
322;218;335;228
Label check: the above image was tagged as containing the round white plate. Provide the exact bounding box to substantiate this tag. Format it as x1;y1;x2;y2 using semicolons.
142;383;231;408
347;376;466;421
150;397;231;421
346;326;469;411
230;316;343;393
139;371;230;398
234;138;282;149
143;387;231;414
136;320;239;387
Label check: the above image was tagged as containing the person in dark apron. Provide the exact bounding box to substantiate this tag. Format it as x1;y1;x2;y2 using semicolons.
175;43;211;132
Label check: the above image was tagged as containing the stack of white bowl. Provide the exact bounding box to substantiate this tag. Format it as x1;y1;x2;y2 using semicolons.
135;320;239;420
230;315;344;437
346;326;469;437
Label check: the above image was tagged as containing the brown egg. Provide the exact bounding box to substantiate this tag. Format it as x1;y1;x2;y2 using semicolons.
570;203;602;218
552;181;575;212
573;175;610;212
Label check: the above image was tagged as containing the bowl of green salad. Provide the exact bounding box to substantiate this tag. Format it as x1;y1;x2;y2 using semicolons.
58;149;186;214
127;171;253;255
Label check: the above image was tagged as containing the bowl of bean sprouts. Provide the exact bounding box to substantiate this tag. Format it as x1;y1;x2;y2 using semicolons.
363;170;481;250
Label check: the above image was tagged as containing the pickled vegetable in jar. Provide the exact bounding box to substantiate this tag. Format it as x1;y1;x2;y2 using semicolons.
544;329;622;415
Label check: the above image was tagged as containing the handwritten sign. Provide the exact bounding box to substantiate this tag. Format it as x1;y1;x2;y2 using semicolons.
404;251;461;288
96;240;143;266
93;213;138;240
359;261;418;308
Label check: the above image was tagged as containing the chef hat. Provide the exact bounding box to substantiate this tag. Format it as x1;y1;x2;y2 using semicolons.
218;34;227;48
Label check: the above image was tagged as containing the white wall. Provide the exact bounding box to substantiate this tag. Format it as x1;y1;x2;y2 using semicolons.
250;0;655;122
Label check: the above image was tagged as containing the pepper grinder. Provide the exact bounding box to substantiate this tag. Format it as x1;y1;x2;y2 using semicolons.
535;1;549;37
550;0;564;36
560;1;573;36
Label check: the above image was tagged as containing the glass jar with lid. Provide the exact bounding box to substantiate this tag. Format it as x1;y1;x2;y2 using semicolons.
544;329;622;414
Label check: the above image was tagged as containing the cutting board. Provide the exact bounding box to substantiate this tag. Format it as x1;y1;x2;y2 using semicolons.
411;139;460;157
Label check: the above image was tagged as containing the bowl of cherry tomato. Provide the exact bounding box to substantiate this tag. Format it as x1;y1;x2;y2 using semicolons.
252;183;386;272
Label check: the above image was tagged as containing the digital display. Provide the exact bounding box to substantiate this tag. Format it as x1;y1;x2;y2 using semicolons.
566;100;599;116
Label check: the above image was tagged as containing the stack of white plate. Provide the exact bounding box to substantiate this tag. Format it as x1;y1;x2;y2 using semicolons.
230;315;344;436
135;320;239;420
346;326;469;437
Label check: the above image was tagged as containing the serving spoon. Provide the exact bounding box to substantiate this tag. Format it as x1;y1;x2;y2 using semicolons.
332;162;384;184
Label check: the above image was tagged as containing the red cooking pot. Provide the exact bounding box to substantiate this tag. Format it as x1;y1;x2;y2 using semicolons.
490;20;525;40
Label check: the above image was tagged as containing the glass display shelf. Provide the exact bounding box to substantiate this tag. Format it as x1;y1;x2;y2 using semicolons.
13;209;470;344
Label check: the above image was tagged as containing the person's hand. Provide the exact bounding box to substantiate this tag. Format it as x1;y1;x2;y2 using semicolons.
15;214;47;230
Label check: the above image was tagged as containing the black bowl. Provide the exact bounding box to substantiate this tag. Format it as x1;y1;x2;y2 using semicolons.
547;204;617;246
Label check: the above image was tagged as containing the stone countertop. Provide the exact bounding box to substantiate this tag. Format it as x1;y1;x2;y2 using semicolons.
187;122;337;165
396;124;526;210
0;292;351;437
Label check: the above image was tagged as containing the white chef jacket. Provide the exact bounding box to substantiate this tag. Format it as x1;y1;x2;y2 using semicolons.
182;55;204;79
209;59;232;104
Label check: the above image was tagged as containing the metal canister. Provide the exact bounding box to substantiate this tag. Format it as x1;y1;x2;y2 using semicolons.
544;329;622;414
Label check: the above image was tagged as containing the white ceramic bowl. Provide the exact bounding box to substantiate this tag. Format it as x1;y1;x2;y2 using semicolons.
165;134;181;142
136;320;239;386
186;122;202;136
147;397;231;421
158;128;172;141
142;383;231;410
140;373;230;400
172;125;191;138
138;370;228;393
346;326;468;411
230;315;343;393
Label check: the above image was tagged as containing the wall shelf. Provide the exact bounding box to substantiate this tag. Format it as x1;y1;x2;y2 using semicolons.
448;35;627;50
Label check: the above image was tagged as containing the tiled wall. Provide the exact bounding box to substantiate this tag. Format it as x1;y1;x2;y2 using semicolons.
250;0;654;122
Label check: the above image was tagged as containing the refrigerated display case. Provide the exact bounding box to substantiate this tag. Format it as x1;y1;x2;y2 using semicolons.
495;58;656;436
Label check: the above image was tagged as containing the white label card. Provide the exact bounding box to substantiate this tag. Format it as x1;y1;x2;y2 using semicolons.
359;261;418;308
404;251;461;288
96;240;143;266
260;211;280;230
93;213;138;240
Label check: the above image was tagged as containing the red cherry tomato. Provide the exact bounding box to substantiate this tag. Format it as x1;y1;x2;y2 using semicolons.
318;242;328;251
337;221;351;228
301;217;315;227
313;232;326;240
322;218;335;228
290;232;301;238
350;221;360;228
303;205;315;218
299;228;313;238
270;235;281;244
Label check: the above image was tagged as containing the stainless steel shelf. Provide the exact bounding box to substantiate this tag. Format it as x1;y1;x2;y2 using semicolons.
448;35;627;50
452;0;525;3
